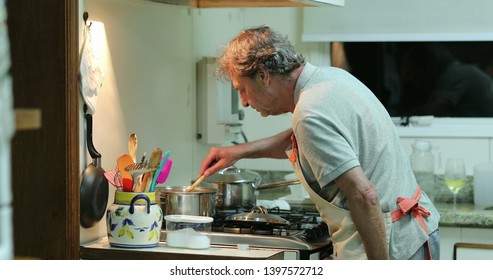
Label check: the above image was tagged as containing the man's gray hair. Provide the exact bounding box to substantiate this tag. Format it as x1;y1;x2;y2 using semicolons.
216;25;305;80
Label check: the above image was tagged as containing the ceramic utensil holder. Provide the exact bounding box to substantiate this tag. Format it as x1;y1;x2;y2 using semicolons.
106;191;163;248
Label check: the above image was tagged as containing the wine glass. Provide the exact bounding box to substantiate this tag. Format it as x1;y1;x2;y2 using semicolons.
444;158;467;210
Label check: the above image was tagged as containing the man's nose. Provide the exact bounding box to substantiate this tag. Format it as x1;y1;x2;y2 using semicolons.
239;95;249;107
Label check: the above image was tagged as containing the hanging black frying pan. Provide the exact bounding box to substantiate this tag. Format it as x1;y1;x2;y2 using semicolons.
80;105;109;228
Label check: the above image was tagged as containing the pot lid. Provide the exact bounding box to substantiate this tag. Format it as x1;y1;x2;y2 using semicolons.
204;165;260;184
225;206;289;226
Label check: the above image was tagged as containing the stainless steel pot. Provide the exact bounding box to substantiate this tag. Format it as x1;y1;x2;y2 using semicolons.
155;186;216;217
199;166;300;210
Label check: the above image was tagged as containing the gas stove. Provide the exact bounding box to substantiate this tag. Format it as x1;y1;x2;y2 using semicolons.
161;206;333;260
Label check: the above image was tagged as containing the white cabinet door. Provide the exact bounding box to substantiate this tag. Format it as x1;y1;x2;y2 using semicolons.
441;227;493;260
454;244;493;260
440;227;461;260
456;228;493;260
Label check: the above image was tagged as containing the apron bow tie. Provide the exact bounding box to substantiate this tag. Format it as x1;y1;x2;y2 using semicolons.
391;185;430;229
391;185;433;259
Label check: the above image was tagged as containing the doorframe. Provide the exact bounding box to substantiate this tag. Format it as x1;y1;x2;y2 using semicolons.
66;0;81;260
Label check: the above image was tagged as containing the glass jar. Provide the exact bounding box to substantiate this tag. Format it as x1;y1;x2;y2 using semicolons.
410;140;436;201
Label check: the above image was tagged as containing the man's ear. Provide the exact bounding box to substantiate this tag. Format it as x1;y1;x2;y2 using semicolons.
259;69;270;87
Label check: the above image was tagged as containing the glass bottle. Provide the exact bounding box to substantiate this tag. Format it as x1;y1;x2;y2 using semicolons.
410;139;436;201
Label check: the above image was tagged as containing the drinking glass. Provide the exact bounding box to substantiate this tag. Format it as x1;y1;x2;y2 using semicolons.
444;158;467;210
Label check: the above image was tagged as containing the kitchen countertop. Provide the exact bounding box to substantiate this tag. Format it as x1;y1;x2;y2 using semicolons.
436;203;493;228
256;170;493;229
80;237;285;260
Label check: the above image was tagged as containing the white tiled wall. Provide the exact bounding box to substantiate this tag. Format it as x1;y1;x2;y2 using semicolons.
400;138;490;176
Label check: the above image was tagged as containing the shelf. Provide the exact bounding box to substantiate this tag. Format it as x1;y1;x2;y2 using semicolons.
143;0;344;8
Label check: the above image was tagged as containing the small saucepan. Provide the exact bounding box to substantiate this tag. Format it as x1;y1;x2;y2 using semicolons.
80;108;109;228
155;185;217;217
199;166;300;210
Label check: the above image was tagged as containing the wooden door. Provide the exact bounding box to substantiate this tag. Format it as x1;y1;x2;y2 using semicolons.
7;0;79;259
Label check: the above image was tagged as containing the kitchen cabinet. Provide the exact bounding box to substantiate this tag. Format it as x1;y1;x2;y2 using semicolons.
144;0;344;8
453;243;493;260
440;227;493;260
302;0;493;42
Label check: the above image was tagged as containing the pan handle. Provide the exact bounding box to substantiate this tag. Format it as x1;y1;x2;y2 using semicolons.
84;104;101;160
256;179;301;191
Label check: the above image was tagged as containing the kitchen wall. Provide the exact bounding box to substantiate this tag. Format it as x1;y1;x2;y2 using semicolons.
80;0;195;242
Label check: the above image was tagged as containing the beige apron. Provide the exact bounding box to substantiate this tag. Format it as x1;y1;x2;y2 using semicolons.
287;135;392;260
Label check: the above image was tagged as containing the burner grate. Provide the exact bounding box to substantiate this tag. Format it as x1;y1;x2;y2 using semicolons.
211;206;326;241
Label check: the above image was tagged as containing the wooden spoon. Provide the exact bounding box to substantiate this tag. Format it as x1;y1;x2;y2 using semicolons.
186;175;205;192
128;133;138;163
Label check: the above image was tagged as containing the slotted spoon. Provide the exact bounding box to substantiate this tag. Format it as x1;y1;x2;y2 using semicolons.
125;160;157;192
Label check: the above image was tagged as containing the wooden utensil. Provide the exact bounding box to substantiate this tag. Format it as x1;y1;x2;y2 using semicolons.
117;154;134;192
128;133;138;163
138;148;162;192
186;175;205;192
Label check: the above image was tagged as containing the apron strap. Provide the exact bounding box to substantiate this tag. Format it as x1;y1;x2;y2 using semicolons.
289;132;298;163
391;185;433;259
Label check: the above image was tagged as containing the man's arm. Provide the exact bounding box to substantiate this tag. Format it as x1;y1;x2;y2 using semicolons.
200;129;292;177
335;166;390;260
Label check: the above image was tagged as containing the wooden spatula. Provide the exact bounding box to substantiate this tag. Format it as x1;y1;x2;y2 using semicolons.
117;154;134;192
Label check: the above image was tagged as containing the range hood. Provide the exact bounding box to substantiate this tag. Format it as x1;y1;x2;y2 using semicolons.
143;0;344;8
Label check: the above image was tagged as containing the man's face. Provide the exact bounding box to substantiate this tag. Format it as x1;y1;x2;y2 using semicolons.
230;71;279;117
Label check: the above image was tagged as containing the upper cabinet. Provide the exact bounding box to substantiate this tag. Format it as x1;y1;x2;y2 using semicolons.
143;0;344;8
302;0;493;42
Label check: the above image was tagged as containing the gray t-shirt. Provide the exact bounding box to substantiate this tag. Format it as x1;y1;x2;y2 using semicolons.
292;63;440;259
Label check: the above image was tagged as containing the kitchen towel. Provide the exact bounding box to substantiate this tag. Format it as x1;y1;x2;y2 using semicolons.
79;23;105;115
